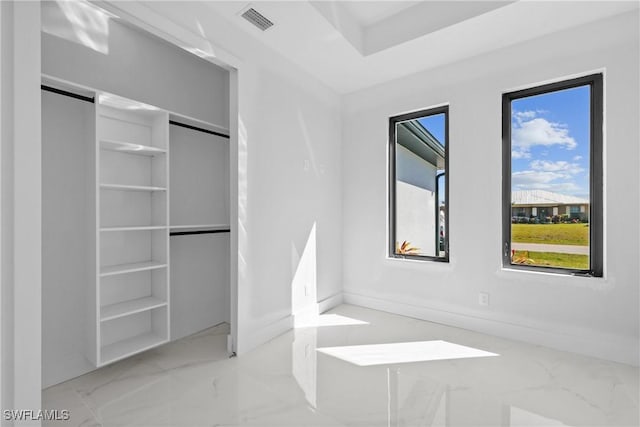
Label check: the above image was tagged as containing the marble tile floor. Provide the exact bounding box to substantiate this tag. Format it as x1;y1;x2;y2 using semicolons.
43;305;639;427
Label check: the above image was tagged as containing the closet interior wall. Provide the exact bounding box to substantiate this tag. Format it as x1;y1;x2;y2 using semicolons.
41;3;231;387
169;124;231;341
42;90;95;385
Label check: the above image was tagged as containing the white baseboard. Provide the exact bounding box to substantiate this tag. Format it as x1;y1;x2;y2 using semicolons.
239;314;294;355
293;293;345;327
343;291;639;366
318;293;344;313
240;294;345;354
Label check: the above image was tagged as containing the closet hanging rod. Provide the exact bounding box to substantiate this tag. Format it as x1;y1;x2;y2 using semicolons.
41;85;95;104
170;229;231;236
169;120;230;139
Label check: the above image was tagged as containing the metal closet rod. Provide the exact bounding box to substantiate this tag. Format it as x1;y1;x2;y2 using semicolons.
41;85;95;103
41;85;230;139
170;229;231;237
169;120;230;139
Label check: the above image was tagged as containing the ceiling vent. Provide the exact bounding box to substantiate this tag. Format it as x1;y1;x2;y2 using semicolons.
240;7;274;31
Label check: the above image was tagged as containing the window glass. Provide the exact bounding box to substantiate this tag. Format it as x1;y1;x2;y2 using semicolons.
390;107;448;261
504;75;602;276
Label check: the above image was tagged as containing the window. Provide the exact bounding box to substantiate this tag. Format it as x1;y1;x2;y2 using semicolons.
389;106;449;261
503;74;603;276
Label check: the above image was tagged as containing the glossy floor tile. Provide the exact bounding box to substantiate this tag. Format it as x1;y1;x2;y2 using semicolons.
43;305;639;427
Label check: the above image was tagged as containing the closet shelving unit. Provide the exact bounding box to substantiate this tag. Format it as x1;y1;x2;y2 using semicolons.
93;93;171;366
42;74;232;370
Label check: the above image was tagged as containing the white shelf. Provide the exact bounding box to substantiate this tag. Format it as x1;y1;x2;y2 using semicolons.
101;332;168;365
101;296;167;322
100;184;167;192
168;112;230;137
100;261;167;277
100;139;166;156
101;225;167;232
92;91;171;368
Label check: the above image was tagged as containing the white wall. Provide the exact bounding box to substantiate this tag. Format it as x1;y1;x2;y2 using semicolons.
1;1;42;423
132;1;344;353
170;234;230;340
41;91;94;388
396;145;437;256
342;11;639;365
0;1;14;418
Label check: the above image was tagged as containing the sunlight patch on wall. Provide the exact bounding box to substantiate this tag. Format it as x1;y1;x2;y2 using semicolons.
42;0;112;55
98;93;161;112
291;223;318;320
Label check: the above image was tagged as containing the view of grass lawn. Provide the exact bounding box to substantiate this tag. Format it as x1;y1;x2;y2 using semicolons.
511;223;588;246
512;250;589;270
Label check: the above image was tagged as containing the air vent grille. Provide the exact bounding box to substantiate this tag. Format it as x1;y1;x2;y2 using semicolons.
241;7;274;31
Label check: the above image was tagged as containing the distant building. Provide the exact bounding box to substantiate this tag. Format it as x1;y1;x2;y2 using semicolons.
512;190;588;221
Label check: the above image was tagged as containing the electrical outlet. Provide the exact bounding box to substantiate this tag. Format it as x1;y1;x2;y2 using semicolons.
479;292;490;306
303;159;310;171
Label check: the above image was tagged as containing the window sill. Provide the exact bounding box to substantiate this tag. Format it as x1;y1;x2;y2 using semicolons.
386;255;451;266
499;266;604;280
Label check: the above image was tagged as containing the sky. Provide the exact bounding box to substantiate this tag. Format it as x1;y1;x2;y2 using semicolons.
417;113;446;146
511;85;590;199
416;113;446;204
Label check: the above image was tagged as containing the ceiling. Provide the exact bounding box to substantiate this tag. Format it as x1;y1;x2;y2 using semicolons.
204;1;639;94
340;1;422;27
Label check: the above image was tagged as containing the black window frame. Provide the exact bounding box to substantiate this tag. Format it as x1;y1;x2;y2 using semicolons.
502;73;603;277
389;105;450;262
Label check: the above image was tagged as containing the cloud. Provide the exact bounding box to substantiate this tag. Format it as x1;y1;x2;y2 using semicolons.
513;118;577;149
513;161;585;195
530;160;583;175
510;111;587;196
513;180;584;195
514;110;536;122
512;170;564;186
511;111;577;158
512;170;584;193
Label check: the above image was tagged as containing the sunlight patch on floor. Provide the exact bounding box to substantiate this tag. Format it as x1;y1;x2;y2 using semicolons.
318;340;498;366
296;313;370;328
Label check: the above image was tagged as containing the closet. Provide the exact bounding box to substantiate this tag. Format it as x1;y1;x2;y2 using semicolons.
41;3;232;387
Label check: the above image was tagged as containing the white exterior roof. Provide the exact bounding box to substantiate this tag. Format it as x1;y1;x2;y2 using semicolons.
512;190;588;206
